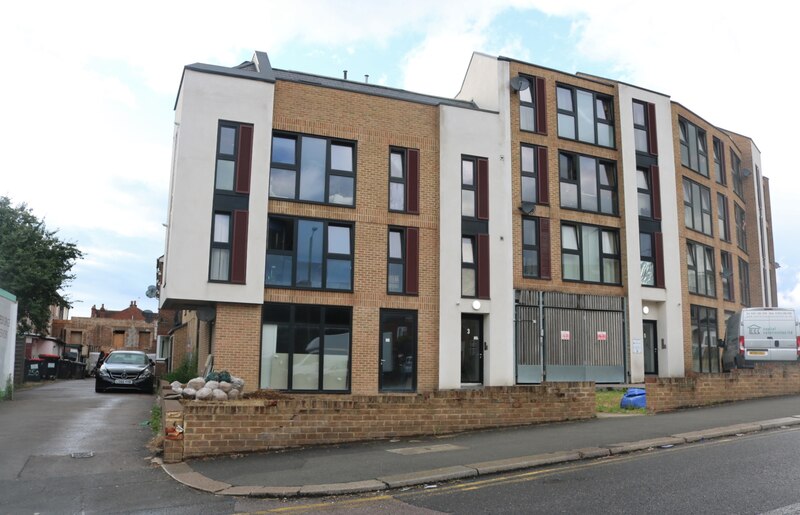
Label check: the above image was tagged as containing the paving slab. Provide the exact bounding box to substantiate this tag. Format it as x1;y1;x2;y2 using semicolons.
758;417;800;430
607;436;686;455
574;447;611;459
299;480;387;496
673;422;763;443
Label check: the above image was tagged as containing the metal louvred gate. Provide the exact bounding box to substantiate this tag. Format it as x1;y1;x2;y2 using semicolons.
516;290;627;383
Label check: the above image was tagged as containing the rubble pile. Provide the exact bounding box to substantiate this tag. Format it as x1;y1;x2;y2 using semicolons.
165;373;245;401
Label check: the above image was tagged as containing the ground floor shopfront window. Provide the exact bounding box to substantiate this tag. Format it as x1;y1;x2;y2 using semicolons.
260;303;351;392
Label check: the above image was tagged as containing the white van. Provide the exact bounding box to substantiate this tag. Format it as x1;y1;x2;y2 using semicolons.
721;308;800;371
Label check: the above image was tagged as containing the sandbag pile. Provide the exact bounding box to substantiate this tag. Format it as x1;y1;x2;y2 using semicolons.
168;374;244;401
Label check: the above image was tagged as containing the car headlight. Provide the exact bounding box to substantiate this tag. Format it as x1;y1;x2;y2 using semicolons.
139;368;152;378
98;368;111;377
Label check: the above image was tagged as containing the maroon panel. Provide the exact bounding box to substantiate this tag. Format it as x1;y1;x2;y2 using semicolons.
231;210;249;284
535;77;547;135
536;147;549;205
651;165;661;221
654;232;665;288
405;227;419;295
646;103;658;156
477;158;489;220
539;218;551;280
407;149;420;214
236;124;253;194
477;233;490;299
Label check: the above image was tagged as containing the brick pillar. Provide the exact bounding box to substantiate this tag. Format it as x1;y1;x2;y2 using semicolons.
213;303;262;391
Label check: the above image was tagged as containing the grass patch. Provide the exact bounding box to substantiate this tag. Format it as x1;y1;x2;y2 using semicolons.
150;403;162;435
596;389;647;414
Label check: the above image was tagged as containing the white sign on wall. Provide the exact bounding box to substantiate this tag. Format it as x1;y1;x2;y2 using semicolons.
597;331;607;341
560;331;570;341
632;338;643;354
0;289;19;395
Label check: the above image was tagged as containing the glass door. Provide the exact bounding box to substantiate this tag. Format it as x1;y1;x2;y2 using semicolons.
380;310;417;392
461;315;483;384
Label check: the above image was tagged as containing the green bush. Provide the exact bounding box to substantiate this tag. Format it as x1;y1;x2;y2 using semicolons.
150;403;162;435
163;357;197;384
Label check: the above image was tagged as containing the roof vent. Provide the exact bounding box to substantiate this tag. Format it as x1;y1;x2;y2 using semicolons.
343;70;348;80
365;74;369;83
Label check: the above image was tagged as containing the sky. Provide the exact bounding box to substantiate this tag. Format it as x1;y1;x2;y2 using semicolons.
1;0;798;318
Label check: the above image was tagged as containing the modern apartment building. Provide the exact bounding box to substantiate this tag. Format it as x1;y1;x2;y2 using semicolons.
160;50;777;393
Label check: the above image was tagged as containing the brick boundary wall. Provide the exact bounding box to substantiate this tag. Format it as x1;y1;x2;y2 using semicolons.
646;364;800;413
161;383;594;462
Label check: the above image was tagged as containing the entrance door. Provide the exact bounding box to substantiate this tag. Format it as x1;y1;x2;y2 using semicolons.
461;315;483;384
643;320;658;375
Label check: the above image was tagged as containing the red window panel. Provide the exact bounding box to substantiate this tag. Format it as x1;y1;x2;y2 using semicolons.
646;103;658;156
536;147;549;205
654;232;665;288
651;165;661;221
477;233;490;299
477;158;489;220
230;210;249;284
405;227;419;295
407;149;420;214
535;77;547;135
235;124;253;194
539;218;551;280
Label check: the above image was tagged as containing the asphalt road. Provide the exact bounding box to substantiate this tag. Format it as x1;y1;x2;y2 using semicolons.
273;427;800;515
0;379;234;514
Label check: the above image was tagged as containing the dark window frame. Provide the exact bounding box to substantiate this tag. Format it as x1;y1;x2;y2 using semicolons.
559;151;618;215
683;177;713;236
518;73;537;133
521;217;540;278
461;156;477;220
386;227;418;296
713;137;726;185
731;149;744;199
679;118;709;177
721;250;734;302
637;166;652;219
389;148;407;212
261;303;352;393
269;131;357;207
640;231;656;287
734;202;747;252
461;235;477;298
214;121;239;192
209;211;232;282
738;257;751;307
556;83;616;148
632;100;649;154
717;193;730;242
691;305;719;373
687;240;716;298
520;144;538;205
265;215;354;292
560;222;621;285
379;309;418;393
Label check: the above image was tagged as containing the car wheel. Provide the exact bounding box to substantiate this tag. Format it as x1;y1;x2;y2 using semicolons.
95;384;104;393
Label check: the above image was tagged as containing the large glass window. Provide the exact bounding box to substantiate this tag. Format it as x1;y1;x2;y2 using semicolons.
687;241;716;297
557;85;615;147
691;305;719;373
520;144;538;204
269;133;355;206
522;217;539;278
379;310;417;392
265;216;353;291
214;124;238;191
734;203;747;252
260;304;351;392
679;118;708;176
683;178;713;236
561;223;620;284
738;257;751;307
721;251;734;301
209;213;231;281
388;228;405;293
559;152;617;215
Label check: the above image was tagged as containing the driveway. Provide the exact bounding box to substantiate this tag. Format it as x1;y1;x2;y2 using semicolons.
0;379;232;514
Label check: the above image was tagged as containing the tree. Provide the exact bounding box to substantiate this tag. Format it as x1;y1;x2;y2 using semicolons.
0;196;83;335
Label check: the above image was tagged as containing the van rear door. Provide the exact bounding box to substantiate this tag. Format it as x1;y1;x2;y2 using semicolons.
742;309;798;361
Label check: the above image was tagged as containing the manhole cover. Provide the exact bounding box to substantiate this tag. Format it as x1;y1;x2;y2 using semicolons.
71;452;94;459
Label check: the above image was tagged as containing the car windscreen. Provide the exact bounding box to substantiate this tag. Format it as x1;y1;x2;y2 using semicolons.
105;353;147;365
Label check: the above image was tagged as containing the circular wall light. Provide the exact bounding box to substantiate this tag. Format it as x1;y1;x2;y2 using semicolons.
642;306;650;315
472;300;481;310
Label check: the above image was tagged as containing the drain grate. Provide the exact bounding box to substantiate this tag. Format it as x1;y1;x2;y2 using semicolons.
71;451;94;459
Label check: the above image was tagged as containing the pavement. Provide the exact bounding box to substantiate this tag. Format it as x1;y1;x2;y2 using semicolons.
161;394;800;498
